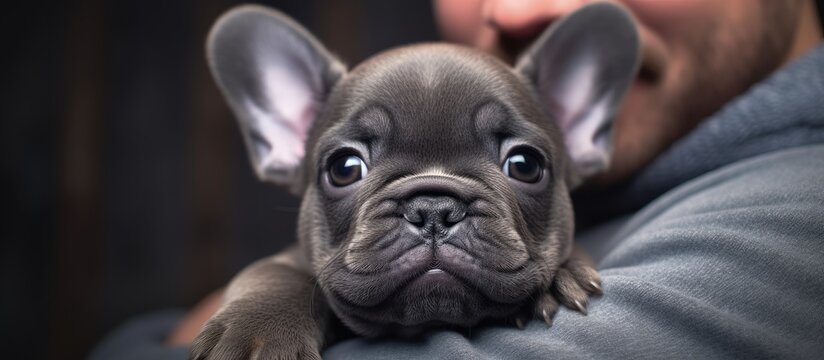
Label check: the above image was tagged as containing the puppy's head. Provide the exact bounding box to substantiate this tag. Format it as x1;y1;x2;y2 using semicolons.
207;3;638;336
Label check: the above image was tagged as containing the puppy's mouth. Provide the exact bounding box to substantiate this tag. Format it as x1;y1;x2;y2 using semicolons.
403;267;461;294
321;231;538;334
401;252;481;296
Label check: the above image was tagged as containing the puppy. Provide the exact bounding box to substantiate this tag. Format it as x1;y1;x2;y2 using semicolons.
191;3;639;359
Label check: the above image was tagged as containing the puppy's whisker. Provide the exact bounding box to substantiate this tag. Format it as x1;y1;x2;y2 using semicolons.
310;249;351;317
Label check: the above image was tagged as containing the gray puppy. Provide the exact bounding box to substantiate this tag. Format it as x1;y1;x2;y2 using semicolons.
191;3;639;359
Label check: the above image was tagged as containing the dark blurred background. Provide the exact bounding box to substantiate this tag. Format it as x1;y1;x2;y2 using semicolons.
2;1;437;359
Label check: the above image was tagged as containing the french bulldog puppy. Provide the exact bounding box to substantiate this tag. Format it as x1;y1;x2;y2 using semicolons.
191;2;639;359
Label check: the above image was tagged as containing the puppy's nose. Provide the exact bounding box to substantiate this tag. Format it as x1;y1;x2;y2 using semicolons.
403;195;467;232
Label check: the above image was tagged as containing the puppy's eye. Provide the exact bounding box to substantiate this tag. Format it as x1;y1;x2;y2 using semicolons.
329;155;368;187
503;151;542;183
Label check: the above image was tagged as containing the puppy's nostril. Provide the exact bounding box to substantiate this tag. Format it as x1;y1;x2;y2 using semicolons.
444;209;466;226
403;211;424;226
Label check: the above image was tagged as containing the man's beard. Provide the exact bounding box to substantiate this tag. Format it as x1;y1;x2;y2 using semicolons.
599;0;802;187
675;0;800;138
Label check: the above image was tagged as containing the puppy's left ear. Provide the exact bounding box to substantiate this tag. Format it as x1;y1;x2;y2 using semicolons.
516;2;640;188
207;5;346;193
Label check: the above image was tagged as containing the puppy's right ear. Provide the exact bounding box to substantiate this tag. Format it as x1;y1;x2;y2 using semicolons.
207;5;346;192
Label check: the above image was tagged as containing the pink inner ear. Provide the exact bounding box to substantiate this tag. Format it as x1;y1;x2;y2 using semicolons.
544;55;613;179
564;95;612;179
552;55;598;132
251;63;317;173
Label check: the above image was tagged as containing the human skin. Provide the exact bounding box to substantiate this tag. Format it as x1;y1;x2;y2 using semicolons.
168;0;822;345
435;0;822;186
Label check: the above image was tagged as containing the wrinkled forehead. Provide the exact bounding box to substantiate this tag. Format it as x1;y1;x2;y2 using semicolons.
314;45;560;164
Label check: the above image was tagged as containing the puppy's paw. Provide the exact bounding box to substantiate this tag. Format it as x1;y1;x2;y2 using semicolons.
533;249;602;326
189;299;321;360
552;250;602;315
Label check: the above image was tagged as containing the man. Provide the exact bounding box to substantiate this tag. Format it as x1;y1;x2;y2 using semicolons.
92;0;824;358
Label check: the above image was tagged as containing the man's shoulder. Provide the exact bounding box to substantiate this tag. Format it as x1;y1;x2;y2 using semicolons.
575;144;824;358
619;144;824;240
581;144;824;264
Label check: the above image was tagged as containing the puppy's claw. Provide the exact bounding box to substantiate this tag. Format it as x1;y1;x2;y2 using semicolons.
540;309;553;327
533;291;559;328
588;280;603;295
573;299;588;315
515;316;526;330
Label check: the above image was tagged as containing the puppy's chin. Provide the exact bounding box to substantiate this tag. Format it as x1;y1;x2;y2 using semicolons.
318;225;542;337
324;257;531;337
